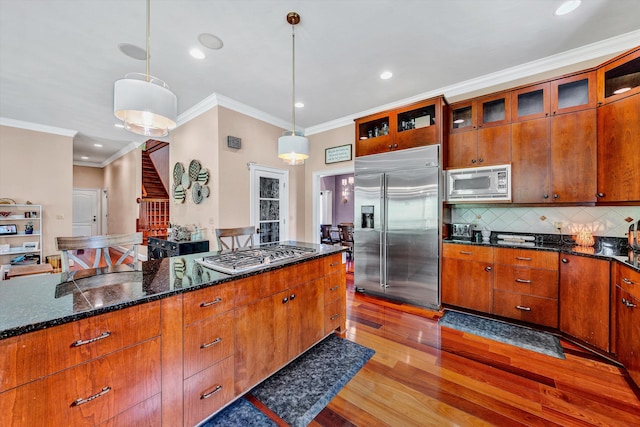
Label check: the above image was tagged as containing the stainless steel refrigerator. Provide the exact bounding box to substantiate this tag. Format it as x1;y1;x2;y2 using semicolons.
354;145;440;309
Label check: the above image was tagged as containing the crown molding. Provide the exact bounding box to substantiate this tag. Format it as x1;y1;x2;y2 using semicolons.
308;30;640;136
0;117;78;137
177;93;291;131
98;140;142;168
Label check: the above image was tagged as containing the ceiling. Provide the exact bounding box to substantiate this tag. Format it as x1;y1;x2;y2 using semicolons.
1;0;639;167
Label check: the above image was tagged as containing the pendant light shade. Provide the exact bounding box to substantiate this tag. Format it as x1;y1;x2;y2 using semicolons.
278;12;309;165
114;0;177;137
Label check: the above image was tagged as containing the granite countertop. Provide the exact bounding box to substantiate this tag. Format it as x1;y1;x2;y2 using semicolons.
0;242;345;340
443;232;638;272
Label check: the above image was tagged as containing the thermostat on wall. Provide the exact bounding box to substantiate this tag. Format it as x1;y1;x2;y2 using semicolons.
227;136;241;149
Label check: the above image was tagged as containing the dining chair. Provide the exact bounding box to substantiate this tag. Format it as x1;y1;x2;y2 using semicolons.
56;232;142;273
320;224;339;245
215;226;256;251
337;224;354;259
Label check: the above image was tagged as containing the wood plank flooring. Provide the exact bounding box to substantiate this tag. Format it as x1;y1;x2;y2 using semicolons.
311;271;640;427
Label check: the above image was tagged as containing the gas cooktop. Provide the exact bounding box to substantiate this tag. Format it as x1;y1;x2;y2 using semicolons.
196;244;317;274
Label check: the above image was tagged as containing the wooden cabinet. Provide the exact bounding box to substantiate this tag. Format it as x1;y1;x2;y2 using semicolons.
596;93;640;202
0;304;162;426
597;47;640;105
286;278;325;360
559;254;610;351
493;248;559;328
614;263;640;386
448;92;512;169
356;97;445;157
184;357;235;427
441;244;493;312
511;118;551;203
550;71;597;114
512;82;550;122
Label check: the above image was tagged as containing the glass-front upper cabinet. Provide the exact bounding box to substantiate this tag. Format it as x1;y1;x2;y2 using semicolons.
597;47;640;104
450;100;474;133
550;71;596;115
355;111;394;157
395;97;444;149
512;82;550;122
449;92;510;134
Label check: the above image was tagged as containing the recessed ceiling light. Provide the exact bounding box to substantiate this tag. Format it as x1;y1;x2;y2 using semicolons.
295;102;304;108
117;43;146;60
81;156;89;160
613;87;631;95
554;0;581;16
198;33;224;50
190;48;206;59
93;143;103;147
380;71;393;80
114;123;125;128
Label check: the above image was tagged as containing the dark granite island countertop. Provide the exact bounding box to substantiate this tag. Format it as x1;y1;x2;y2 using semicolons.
0;241;346;340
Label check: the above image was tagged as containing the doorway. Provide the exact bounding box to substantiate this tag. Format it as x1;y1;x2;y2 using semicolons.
249;164;289;245
72;188;104;236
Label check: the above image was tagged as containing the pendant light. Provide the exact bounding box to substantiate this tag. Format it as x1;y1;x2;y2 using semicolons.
114;0;177;137
278;12;309;165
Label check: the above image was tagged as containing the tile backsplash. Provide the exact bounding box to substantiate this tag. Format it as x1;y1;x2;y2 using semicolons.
452;206;639;238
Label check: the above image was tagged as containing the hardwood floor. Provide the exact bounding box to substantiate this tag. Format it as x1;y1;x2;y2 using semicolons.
311;271;640;427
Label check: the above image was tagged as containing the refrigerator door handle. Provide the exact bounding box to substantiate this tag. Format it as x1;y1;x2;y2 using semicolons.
380;174;387;289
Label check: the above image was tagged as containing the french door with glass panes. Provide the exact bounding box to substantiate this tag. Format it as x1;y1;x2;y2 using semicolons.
250;164;289;244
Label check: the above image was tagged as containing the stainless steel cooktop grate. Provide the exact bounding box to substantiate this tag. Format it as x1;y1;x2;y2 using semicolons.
197;244;317;274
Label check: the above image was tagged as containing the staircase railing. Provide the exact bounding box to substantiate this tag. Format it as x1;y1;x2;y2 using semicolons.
137;198;169;244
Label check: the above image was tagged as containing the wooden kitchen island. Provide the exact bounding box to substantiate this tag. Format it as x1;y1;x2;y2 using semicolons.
0;242;346;427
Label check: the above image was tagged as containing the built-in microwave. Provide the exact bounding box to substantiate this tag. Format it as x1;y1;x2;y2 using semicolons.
445;164;511;202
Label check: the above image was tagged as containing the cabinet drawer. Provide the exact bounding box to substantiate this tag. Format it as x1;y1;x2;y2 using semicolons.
494;248;558;270
184;282;235;325
493;290;558;328
97;393;161;427
443;243;493;263
184;312;235;379
323;253;344;275
184;356;235;427
494;265;558;298
324;297;346;335
324;271;346;304
0;337;161;427
617;263;640;300
0;302;160;393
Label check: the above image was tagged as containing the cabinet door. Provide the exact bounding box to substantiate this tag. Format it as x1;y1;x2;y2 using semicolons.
551;71;597;115
476;124;511;166
597;47;640;104
395;98;443;149
597;94;640;202
234;290;288;393
477;92;511;127
355;111;394;156
511;118;551;203
450;100;475;133
442;257;493;313
287;278;324;359
559;255;610;351
512;82;550;122
616;286;640;386
447;131;477;168
550;109;597;203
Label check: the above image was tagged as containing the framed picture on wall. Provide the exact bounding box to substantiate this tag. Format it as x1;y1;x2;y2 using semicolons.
22;241;39;251
325;144;352;164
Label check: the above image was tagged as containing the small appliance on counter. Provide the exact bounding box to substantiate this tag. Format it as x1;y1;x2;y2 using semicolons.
451;223;474;241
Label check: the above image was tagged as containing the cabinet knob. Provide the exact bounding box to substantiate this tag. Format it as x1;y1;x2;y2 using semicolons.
393;143;398;148
485;266;492;272
553;194;559;199
597;192;605;198
388;145;392;149
561;258;568;263
289;293;296;301
471;159;477;164
478;158;484;163
282;297;289;304
543;194;549;199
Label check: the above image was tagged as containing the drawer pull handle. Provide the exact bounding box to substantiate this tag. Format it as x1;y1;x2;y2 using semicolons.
330;313;340;320
201;385;222;400
622;298;637;308
329;285;339;291
71;386;111;407
71;331;110;347
330;262;340;267
622;277;635;285
516;305;531;311
515;279;532;284
201;337;222;349
459;251;472;255
201;297;222;307
516;257;532;261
